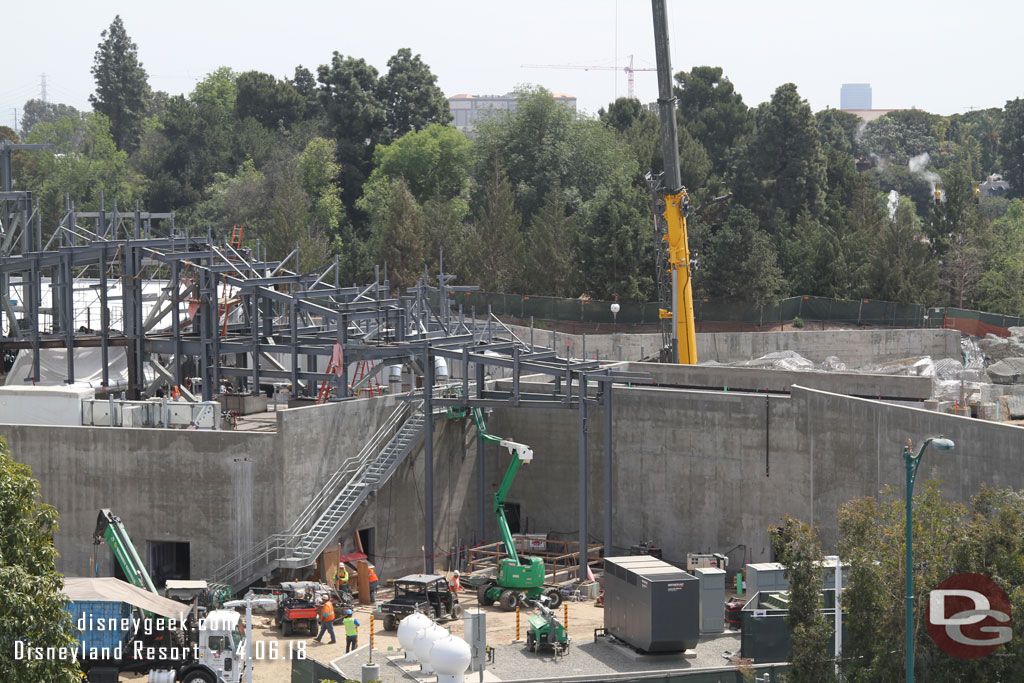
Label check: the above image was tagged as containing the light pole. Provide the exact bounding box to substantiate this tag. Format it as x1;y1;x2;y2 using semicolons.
610;301;620;323
903;436;954;683
225;594;278;683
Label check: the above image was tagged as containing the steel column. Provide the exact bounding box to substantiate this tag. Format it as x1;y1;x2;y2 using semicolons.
424;347;435;573
578;378;588;581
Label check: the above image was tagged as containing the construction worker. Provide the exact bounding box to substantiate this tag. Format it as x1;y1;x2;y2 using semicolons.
367;565;379;603
449;570;462;593
313;596;336;644
342;609;360;653
335;563;349;591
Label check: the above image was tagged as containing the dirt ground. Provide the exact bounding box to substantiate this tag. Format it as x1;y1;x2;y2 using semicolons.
119;589;607;682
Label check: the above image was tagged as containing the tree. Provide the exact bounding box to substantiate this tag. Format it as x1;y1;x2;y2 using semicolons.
366;123;472;204
694;205;784;305
868;195;938;304
19;99;82;139
976;199;1024;315
769;516;836;683
463;163;525;292
317;53;386;215
575;178;653;301
860;110;941;167
524;185;577;296
0;437;82;682
838;483;1024;682
376;48;451;143
90;15;150;153
739;83;827;225
674;66;751;174
599;97;664;179
999;97;1024;198
374;178;425;291
930;157;986;306
235;71;304;130
22;112;144;228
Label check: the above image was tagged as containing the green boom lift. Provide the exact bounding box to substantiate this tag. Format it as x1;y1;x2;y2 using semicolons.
93;509;158;594
471;409;562;611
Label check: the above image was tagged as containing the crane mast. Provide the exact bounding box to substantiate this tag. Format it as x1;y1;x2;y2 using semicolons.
651;0;697;364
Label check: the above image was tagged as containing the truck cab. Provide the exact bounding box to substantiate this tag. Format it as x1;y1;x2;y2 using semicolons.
195;609;246;683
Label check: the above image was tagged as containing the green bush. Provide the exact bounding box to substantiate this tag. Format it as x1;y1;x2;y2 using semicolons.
793;316;804;328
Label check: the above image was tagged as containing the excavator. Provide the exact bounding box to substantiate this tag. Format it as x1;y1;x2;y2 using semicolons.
651;0;698;365
468;409;563;611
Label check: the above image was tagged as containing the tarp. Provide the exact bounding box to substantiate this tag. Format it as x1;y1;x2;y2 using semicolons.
5;347;128;388
63;577;191;620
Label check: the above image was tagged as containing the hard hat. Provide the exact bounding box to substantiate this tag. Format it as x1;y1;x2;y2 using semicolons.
453;570;460;576
346;609;353;615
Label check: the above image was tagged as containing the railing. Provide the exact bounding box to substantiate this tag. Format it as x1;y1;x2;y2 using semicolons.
210;400;416;588
466;539;604;585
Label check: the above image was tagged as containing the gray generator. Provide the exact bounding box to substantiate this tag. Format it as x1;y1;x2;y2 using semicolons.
603;556;699;652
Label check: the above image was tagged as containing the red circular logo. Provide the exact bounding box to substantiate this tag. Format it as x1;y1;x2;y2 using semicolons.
926;573;1012;659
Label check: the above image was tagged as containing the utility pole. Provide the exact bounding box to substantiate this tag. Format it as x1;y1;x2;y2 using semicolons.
40;73;47;102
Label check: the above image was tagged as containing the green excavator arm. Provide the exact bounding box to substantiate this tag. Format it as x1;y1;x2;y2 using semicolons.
94;509;158;595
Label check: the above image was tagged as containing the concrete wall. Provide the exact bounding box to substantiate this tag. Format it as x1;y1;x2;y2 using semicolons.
0;393;473;582
0;424;279;580
479;370;1024;574
507;324;962;366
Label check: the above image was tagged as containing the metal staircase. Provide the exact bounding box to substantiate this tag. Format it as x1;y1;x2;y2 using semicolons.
211;400;426;590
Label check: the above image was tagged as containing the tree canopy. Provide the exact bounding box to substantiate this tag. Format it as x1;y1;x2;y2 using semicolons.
89;15;149;153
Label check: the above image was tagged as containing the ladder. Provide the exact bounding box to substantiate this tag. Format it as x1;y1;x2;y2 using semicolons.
219;225;244;336
351;360;382;397
317;358;336;404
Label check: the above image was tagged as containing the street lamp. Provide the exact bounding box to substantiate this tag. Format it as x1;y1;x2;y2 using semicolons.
903;436;954;683
610;301;620;323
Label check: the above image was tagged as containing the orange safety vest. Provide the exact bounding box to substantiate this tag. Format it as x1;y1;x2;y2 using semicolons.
320;601;334;622
368;567;378;582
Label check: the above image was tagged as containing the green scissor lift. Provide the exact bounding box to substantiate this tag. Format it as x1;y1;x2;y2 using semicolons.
470;409;562;611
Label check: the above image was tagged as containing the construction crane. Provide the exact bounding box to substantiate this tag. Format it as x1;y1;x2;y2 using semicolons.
521;54;655;100
650;0;697;364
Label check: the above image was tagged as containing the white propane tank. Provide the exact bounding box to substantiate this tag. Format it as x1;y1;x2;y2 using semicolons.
397;612;432;661
413;624;448;674
388;365;404;395
434;356;449;384
431;634;472;683
148;671;176;683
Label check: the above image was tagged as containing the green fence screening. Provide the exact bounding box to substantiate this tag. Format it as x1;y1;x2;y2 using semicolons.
439;292;1024;336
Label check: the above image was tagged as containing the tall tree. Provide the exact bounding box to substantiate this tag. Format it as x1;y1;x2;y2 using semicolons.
976;199;1024;315
738;83;827;225
90;15;150;153
770;517;836;683
524;185;577;296
235;71;304;130
999;97;1024;198
463;163;525;292
694;206;784;305
317;53;386;217
375;178;425;291
674;66;751;174
575;178;653;301
19;99;82;139
376;48;451;143
0;438;82;682
868;195;938;304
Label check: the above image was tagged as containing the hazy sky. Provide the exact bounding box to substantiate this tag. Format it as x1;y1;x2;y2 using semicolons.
3;0;1022;132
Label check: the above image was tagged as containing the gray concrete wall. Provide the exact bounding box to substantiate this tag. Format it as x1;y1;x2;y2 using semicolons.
478;371;1024;574
627;361;934;400
0;424;279;580
507;324;962;366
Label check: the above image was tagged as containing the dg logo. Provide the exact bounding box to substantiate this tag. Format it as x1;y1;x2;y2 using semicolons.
927;573;1013;659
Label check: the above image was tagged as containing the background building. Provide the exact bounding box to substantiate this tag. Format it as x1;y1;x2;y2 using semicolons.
840;83;872;110
449;92;576;135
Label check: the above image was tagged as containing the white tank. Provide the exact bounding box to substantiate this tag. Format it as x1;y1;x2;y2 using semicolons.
397;612;432;661
388;365;404;395
434;356;449;383
431;634;472;683
412;624;448;673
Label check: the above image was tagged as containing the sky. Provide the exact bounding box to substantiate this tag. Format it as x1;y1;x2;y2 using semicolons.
3;0;1022;132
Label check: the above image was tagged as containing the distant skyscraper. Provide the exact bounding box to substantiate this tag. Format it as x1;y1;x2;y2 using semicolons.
840;83;872;110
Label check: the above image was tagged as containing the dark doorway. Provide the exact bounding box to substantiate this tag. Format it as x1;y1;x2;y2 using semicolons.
147;541;190;588
358;528;375;560
505;503;522;535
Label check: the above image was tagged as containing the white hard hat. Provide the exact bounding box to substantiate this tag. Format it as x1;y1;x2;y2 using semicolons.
453;570;460;576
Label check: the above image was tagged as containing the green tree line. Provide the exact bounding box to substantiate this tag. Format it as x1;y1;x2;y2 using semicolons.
8;16;1024;313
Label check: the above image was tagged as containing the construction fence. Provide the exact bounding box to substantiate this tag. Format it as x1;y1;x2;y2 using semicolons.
442;291;1024;337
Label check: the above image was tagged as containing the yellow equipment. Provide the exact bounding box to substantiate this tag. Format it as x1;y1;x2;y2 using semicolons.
651;0;698;364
